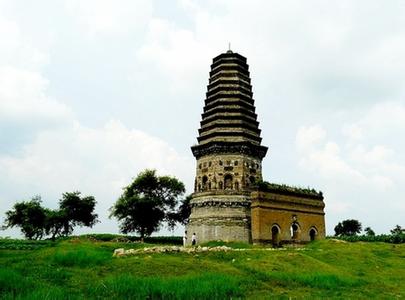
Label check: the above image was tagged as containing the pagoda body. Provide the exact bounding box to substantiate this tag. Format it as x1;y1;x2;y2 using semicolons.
187;50;268;244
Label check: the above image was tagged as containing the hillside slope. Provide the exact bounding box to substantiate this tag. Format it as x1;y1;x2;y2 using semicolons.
0;238;404;299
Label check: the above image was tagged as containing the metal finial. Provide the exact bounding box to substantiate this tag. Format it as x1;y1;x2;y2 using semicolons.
227;42;232;53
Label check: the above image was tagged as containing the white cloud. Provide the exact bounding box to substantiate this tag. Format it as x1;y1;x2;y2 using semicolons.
0;1;192;237
0;66;72;123
296;125;326;152
136;18;212;92
64;0;153;36
0;118;193;235
296;101;405;233
342;124;363;140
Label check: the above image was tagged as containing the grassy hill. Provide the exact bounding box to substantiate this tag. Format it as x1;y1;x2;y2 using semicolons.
0;237;404;299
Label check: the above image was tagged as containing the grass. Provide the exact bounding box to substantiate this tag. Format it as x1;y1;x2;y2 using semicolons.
89;273;242;299
0;237;404;299
199;240;253;248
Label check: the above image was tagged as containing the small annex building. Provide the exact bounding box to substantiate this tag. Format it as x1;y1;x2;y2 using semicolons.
186;50;325;245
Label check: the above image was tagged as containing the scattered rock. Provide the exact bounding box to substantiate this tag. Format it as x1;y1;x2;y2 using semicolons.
113;248;125;257
112;244;310;257
329;239;348;244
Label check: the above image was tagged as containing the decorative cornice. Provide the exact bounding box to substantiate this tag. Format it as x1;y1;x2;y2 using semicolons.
188;216;251;227
190;200;251;208
191;141;268;159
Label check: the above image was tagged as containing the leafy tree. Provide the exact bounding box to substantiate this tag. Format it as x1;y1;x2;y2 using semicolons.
175;195;192;225
390;225;404;235
167;195;192;230
47;191;98;238
2;192;97;240
334;219;362;236
110;169;185;240
44;208;66;240
364;227;375;236
2;196;47;240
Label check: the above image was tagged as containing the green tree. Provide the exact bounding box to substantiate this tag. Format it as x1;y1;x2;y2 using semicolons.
390;225;403;235
364;226;375;236
166;195;192;230
2;196;47;240
334;219;362;236
110;169;185;240
44;208;65;240
44;191;98;239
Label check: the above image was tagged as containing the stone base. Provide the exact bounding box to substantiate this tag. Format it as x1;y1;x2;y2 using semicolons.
186;193;252;244
187;218;251;244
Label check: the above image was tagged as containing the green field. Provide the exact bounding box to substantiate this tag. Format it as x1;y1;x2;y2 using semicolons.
0;237;404;299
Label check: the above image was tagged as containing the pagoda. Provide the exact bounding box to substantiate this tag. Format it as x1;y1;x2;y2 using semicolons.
186;50;268;243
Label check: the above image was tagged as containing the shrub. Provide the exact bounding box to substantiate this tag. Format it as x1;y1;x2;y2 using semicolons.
77;234;182;245
328;233;405;244
0;238;54;250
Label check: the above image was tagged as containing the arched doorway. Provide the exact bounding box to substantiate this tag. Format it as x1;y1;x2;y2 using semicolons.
271;225;280;246
309;228;317;241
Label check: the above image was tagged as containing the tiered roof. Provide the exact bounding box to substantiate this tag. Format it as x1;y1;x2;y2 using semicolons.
191;50;268;159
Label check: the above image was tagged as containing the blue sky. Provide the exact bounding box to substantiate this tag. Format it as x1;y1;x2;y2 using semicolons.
1;0;404;237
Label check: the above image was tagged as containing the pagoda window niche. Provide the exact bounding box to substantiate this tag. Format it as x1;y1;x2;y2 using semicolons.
234;181;239;190
202;176;208;191
224;174;233;189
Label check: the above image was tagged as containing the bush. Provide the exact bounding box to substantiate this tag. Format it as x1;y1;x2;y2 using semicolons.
77;234;182;244
328;233;405;244
0;238;54;250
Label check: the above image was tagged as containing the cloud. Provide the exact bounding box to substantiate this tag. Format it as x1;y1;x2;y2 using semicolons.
296;125;326;152
136;18;212;92
0;1;192;237
0;118;193;235
64;0;153;36
0;66;72;122
0;65;73;154
296;102;405;233
0;8;71;153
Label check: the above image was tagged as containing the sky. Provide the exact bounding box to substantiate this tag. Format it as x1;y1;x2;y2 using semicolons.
1;0;404;237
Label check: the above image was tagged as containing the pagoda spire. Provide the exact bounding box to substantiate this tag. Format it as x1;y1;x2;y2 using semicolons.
191;51;268;159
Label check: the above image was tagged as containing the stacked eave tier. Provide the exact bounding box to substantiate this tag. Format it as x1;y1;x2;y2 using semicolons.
192;52;268;159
